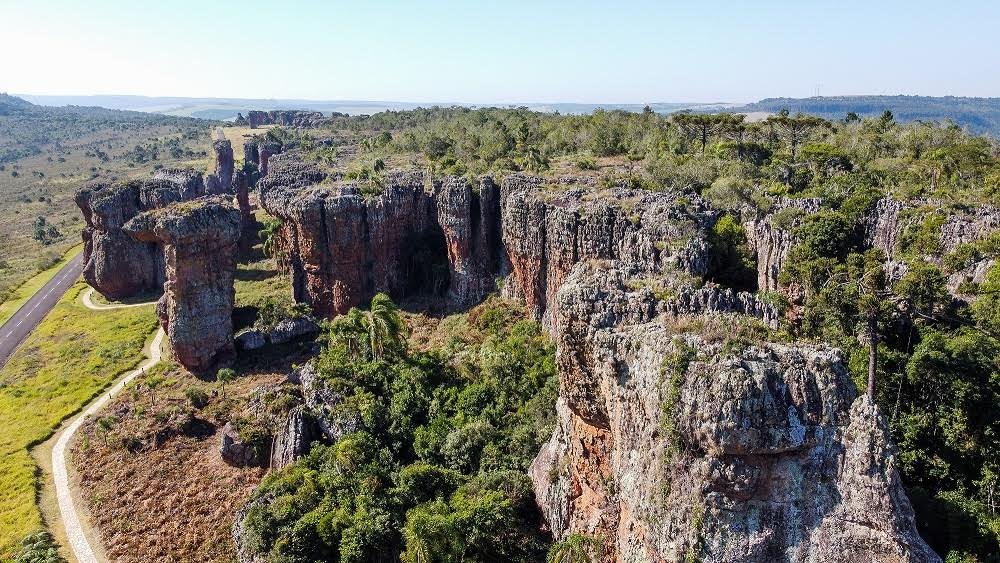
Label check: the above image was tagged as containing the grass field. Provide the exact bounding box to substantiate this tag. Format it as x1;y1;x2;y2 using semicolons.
0;244;82;328
0;282;157;557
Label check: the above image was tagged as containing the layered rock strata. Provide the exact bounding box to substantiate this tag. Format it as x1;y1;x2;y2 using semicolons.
75;178;205;299
530;263;940;562
124;197;241;373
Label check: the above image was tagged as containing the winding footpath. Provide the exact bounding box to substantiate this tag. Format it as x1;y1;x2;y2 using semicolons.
51;288;161;563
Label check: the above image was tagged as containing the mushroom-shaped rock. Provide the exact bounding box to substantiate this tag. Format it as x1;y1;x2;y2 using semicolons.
124;197;242;374
75;179;201;300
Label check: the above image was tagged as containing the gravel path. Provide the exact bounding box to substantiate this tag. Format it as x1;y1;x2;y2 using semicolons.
51;289;160;563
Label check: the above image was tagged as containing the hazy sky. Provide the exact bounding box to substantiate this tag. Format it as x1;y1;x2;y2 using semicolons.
3;0;998;103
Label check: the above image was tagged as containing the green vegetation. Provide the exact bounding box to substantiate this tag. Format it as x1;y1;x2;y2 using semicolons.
241;296;558;561
262;104;1000;560
0;283;156;556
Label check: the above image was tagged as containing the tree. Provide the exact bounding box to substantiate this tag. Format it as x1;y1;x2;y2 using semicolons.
217;368;236;399
258;218;283;258
363;293;407;361
766;112;828;160
673;113;744;154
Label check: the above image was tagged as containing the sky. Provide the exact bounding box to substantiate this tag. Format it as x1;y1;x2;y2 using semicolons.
2;0;999;104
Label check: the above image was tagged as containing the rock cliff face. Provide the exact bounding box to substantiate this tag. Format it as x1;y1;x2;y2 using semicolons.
75;178;205;299
124;197;242;373
531;263;940;562
234;169;258;257
499;174;715;326
260;162;502;315
242;110;341;128
261;158;716;322
743;197;821;292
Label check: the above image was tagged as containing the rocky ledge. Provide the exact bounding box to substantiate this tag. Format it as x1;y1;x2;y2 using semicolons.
124;197;242;373
530;262;940;562
259;154;719;324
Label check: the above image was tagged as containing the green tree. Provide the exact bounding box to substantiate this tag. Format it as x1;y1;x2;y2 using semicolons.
766;112;828;160
217;368;236;399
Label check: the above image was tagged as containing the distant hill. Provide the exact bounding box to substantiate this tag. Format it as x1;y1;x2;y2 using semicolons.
17;94;733;121
728;96;1000;136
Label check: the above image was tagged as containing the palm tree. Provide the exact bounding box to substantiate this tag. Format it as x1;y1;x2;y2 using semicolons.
362;293;407;361
258;218;283;258
217;368;236;399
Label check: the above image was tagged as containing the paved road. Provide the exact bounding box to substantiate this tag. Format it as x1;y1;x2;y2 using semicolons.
0;252;84;368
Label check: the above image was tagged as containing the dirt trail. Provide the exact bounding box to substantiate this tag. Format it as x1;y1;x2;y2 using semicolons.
49;289;160;563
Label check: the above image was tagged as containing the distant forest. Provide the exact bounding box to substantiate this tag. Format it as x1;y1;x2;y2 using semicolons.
732;96;1000;136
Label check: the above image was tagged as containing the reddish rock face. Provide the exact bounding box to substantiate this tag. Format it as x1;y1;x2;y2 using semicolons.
258;142;282;177
75;178;205;300
260;157;508;316
124;197;242;374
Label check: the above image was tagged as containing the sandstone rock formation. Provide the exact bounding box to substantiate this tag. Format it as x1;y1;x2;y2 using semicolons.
205;139;234;194
258;141;282;177
75;178;205;299
243;109;343;128
234;169;259;257
260;156;716;322
124;197;241;373
499;173;715;326
530;263;939;562
151;168;205;197
742;197;821;292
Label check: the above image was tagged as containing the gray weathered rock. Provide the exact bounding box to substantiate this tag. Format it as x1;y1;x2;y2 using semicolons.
270;406;317;469
268;317;319;345
531;263;939;562
235;329;266;351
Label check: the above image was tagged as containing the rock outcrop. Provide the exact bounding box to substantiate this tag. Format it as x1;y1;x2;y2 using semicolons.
258;141;281;177
124;197;241;373
499;174;716;326
261;158;716;322
151;168;205;197
260;164;497;315
234;169;258;256
205;139;234;194
530;263;939;562
242;110;343;128
75;178;205;299
743;197;821;292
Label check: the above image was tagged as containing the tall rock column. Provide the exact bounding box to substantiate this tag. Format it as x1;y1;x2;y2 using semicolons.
234;170;259;257
124;197;242;374
206;139;235;194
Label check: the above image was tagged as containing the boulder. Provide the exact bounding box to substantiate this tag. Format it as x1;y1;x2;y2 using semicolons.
268;317;319;345
235;329;266;351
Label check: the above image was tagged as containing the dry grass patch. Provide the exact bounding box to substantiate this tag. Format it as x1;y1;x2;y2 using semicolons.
0;282;156;556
